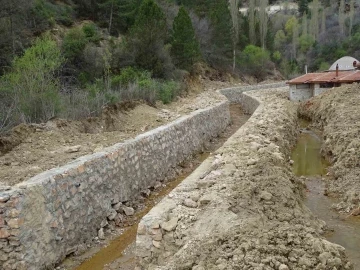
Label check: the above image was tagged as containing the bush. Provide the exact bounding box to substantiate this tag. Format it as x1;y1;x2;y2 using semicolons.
158;81;180;104
111;67;151;86
82;23;101;42
238;45;271;80
63;28;88;60
2;35;63;124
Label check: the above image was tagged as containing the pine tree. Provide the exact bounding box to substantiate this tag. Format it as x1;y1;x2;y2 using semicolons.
298;0;309;15
98;0;141;35
171;6;201;70
129;0;168;77
208;0;233;66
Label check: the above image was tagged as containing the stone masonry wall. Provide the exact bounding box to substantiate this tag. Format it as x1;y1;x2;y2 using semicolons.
0;101;230;270
219;82;285;113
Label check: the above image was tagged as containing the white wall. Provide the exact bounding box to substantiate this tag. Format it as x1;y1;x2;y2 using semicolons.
314;84;330;96
289;84;313;101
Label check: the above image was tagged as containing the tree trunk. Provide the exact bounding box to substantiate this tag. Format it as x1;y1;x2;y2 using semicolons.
233;49;236;72
10;16;15;56
108;0;114;34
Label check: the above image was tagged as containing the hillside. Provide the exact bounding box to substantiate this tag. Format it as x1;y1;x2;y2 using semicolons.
1;0;359;134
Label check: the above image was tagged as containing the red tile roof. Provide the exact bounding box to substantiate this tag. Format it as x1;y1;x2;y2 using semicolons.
287;70;360;84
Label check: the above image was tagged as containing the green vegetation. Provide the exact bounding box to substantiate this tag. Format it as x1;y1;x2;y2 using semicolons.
1;35;63;126
171;7;201;70
1;0;360;132
129;0;169;78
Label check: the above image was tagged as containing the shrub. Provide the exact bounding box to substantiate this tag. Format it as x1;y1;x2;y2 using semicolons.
111;67;151;87
82;23;100;42
158;81;180;104
2;35;63;123
238;45;271;80
318;61;330;71
62;28;88;60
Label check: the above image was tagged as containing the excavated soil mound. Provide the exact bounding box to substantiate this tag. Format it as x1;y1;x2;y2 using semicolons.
299;84;360;214
137;88;352;270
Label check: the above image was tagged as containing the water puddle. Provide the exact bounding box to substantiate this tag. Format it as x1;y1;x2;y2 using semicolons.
61;104;250;270
292;120;360;268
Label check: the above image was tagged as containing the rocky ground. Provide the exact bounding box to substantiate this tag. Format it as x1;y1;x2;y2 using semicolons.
0;79;240;187
137;88;352;270
299;84;360;215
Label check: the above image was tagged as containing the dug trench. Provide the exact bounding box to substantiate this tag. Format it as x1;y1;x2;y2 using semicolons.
137;87;354;270
292;120;360;269
58;104;250;270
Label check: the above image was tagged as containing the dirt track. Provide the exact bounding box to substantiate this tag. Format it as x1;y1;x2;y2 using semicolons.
299;84;360;214
0;80;237;187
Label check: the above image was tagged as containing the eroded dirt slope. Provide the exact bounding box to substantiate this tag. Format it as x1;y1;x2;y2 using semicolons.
299;84;360;214
0;80;237;187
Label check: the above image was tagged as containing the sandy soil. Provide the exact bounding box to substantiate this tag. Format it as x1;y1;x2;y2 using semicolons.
0;80;240;187
299;84;360;214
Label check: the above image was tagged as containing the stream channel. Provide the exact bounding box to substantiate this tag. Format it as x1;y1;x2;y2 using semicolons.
59;104;250;270
292;121;360;269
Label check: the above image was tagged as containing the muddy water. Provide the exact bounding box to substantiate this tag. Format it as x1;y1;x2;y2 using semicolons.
73;158;208;270
62;104;250;270
292;123;360;268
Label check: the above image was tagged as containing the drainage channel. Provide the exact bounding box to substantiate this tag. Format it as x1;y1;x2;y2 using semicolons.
292;120;360;269
59;104;250;270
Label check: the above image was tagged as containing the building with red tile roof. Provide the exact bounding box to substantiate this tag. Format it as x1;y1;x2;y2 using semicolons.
287;56;360;101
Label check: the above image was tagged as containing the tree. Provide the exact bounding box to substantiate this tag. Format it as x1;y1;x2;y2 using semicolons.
298;0;309;15
285;16;299;38
171;6;201;70
302;12;308;36
309;0;320;40
248;0;256;45
229;0;240;71
129;0;169;77
239;45;270;79
0;0;36;72
321;8;326;34
349;0;355;36
338;0;345;35
259;0;268;49
98;0;141;35
292;24;299;59
208;0;233;67
274;30;286;50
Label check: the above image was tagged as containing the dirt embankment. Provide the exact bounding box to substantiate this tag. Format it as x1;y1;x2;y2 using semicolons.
299;84;360;214
138;88;352;270
0;80;236;187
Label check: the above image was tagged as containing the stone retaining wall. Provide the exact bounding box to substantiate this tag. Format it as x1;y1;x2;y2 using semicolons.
219;82;286;113
0;101;230;270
